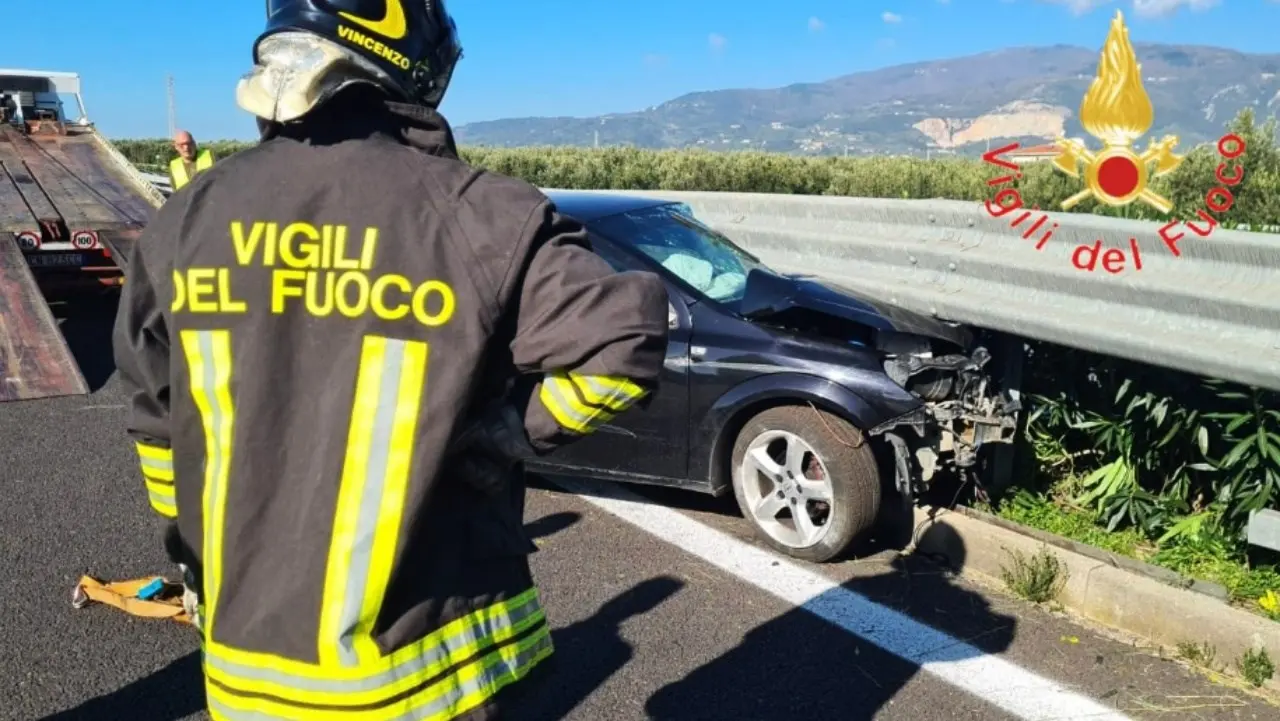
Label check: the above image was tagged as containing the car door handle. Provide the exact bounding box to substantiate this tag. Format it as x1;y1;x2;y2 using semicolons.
690;346;706;360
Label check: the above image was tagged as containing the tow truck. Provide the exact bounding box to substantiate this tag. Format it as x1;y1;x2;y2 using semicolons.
1;68;164;402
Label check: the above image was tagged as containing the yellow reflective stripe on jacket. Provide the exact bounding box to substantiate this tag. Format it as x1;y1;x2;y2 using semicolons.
539;370;647;434
204;588;554;720
180;329;235;634
169;149;215;189
319;336;430;667
136;441;177;517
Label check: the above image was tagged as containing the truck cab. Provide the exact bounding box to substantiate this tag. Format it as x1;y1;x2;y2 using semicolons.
0;68;90;135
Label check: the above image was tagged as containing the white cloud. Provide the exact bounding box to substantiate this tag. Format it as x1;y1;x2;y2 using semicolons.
881;11;903;23
1040;0;1111;14
708;33;728;53
808;16;825;32
1039;0;1220;16
1131;0;1220;16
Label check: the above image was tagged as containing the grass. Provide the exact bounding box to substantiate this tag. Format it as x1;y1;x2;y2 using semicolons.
999;546;1068;604
985;479;1280;621
1239;648;1276;688
1176;641;1219;670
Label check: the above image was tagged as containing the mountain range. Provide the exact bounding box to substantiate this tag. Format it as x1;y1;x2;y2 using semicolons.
453;43;1280;157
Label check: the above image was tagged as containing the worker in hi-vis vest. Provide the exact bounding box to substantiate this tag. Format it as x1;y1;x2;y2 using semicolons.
111;0;670;718
167;129;214;190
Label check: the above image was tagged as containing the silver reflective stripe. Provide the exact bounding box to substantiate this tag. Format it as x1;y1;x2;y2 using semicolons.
543;376;610;432
207;630;553;721
334;340;407;665
205;591;544;694
190;330;231;629
140;455;173;475
574;374;641;411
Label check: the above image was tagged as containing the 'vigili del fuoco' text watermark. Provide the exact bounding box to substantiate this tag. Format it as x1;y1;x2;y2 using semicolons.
981;10;1246;274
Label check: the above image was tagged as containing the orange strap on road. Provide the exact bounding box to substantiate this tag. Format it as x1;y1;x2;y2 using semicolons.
71;575;192;624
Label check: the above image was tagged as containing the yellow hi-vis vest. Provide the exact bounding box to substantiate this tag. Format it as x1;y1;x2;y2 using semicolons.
169;149;215;190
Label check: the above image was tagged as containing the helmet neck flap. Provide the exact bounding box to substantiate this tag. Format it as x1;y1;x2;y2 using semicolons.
239;1;462;123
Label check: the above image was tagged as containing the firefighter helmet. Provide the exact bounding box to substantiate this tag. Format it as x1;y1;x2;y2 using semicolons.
257;0;462;108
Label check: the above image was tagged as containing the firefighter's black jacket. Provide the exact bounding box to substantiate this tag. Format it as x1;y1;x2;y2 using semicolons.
112;87;669;720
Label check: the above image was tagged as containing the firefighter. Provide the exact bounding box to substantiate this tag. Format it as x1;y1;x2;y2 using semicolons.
168;129;214;190
111;1;670;718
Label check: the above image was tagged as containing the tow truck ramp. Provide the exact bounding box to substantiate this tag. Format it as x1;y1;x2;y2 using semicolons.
1;68;159;402
0;235;89;401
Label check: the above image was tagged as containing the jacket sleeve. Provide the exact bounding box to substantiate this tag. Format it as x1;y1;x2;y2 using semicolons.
112;227;176;519
504;201;670;453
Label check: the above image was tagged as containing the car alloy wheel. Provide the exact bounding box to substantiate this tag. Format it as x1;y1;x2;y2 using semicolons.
729;405;883;562
738;429;834;549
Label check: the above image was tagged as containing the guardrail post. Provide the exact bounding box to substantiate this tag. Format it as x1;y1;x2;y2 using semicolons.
984;333;1026;497
1247;509;1280;553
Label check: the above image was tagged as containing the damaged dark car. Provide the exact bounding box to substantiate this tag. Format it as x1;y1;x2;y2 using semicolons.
528;191;1021;562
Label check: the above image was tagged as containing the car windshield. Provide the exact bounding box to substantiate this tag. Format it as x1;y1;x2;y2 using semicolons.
592;203;768;304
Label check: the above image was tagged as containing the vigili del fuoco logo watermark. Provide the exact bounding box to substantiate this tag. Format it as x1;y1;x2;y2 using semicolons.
982;10;1246;274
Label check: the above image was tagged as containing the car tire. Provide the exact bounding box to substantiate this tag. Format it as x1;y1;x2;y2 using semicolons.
729;405;882;563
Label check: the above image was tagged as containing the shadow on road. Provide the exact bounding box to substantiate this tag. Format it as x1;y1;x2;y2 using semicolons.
643;524;1019;720
47;288;120;393
525;511;582;541
512;576;685;721
33;513;644;721
37;651;204;721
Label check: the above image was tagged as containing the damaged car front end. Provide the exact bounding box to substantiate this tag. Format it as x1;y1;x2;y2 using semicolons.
872;331;1021;499
738;268;1022;502
528;191;1023;561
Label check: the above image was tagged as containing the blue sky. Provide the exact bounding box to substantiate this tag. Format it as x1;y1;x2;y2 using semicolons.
7;0;1278;140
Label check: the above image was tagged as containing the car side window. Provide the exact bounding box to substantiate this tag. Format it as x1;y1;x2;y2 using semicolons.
588;233;638;273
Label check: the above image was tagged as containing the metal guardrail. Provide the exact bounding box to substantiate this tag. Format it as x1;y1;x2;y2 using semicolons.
138;171;172;196
568;190;1280;392
1248;509;1280;552
114;168;1278;389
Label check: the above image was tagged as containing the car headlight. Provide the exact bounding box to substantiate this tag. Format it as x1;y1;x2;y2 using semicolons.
883;357;911;387
875;331;933;358
877;332;932;388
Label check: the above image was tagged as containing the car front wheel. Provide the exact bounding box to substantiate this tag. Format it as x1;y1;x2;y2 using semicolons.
730;405;882;563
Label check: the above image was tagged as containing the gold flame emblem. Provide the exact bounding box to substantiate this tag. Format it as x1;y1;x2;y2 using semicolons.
1052;11;1182;212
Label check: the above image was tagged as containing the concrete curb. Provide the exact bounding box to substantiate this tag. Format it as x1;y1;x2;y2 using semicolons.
911;505;1280;693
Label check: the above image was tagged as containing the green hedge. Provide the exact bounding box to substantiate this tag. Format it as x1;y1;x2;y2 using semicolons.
113;109;1279;229
111;109;1280;546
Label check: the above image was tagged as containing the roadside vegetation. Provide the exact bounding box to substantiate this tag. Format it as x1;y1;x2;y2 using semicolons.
111;108;1280;620
984;336;1280;622
114;108;1279;231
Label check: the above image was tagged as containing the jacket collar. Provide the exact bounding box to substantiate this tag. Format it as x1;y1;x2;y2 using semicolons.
383;100;460;159
263;86;459;160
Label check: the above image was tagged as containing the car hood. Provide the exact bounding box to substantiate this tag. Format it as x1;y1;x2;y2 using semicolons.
737;268;972;349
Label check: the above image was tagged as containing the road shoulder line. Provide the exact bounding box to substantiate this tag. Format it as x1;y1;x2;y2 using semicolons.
552;476;1134;721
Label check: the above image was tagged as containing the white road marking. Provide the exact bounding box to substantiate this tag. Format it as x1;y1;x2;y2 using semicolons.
551;476;1133;721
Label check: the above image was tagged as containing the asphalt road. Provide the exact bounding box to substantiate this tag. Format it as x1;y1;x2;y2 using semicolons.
1;291;1276;721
